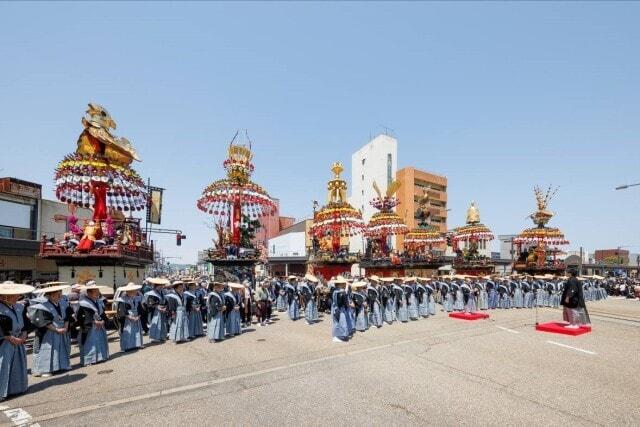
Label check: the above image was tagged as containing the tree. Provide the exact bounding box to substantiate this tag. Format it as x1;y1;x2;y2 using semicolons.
240;214;262;248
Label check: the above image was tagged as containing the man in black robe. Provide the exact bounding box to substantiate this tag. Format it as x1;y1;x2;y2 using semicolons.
560;269;590;328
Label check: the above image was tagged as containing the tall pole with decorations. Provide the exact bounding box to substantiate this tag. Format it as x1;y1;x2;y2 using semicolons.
196;132;276;280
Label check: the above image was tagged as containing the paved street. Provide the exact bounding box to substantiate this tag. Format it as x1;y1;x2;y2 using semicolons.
2;299;640;427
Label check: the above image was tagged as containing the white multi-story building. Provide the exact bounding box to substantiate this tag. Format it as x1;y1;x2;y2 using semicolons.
349;134;398;253
498;234;518;261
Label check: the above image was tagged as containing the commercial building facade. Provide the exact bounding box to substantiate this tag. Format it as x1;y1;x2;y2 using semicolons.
395;167;448;251
267;219;312;276
254;198;295;248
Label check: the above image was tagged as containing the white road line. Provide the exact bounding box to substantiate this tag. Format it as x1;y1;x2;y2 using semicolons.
496;326;520;334
2;407;40;427
546;340;596;355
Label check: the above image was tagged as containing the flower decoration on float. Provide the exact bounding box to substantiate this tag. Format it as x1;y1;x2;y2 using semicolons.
364;179;408;239
513;185;569;246
404;226;445;247
451;201;494;245
54;103;147;220
310;162;365;238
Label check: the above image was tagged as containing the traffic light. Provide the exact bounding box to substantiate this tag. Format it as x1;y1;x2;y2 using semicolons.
176;234;182;246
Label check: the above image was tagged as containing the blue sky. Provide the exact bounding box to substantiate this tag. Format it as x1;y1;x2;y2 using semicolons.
1;2;639;263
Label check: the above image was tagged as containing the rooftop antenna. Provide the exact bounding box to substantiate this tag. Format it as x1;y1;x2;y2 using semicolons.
380;125;395;137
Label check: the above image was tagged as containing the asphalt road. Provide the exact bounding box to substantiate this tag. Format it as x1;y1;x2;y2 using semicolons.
2;298;639;426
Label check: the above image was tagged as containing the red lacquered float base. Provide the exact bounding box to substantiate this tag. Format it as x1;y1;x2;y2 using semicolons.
535;322;592;336
449;312;490;321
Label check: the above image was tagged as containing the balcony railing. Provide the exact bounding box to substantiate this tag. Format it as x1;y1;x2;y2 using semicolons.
0;225;37;240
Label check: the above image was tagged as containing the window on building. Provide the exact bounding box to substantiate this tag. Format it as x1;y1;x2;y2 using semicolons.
362;158;365;166
362;175;364;181
387;154;392;186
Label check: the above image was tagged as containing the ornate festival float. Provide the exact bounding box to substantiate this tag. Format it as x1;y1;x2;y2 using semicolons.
401;192;448;276
451;201;495;276
196;132;276;282
361;181;444;277
308;162;365;280
513;186;569;275
40;104;154;287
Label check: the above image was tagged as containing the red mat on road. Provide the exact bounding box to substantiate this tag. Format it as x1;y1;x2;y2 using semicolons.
449;312;490;321
535;322;592;336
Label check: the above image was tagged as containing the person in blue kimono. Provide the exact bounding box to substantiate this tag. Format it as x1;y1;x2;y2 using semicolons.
366;278;383;327
535;280;546;307
300;274;319;325
76;285;109;366
441;282;453;312
548;281;560;308
284;277;299;321
381;280;395;324
522;280;534;308
452;282;464;311
0;282;34;401
346;281;356;335
30;284;73;376
115;283;144;352
425;282;437;315
394;280;408;322
165;281;190;343
486;280;498;309
207;282;226;342
195;281;208;324
351;282;369;332
184;281;205;339
331;278;349;342
462;283;477;313
415;279;429;318
143;278;169;343
498;283;511;309
476;281;489;310
225;283;243;336
404;278;419;321
274;279;287;312
511;281;523;308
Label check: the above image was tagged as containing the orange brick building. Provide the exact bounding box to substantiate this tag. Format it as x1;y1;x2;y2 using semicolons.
395;167;448;252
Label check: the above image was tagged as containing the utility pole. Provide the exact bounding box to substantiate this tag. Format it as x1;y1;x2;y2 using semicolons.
615;182;640;190
579;246;583;275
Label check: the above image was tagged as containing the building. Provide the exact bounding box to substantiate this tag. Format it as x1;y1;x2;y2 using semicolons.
253;198;295;248
498;234;517;261
395;167;448;251
594;249;629;265
349;134;398;253
267;219;312;276
0;177;90;282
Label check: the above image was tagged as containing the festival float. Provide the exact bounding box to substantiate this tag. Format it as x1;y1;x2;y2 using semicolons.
308;162;365;280
513;186;569;275
451;201;495;276
196;132;276;282
40;103;154;288
360;181;443;277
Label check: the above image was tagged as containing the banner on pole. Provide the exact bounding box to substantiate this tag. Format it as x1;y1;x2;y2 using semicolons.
147;186;163;225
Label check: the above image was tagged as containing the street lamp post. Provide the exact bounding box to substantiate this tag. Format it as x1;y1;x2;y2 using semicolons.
615;182;640;190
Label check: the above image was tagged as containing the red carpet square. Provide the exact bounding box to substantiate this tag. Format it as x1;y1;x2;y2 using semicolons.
535;322;592;336
449;312;490;321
